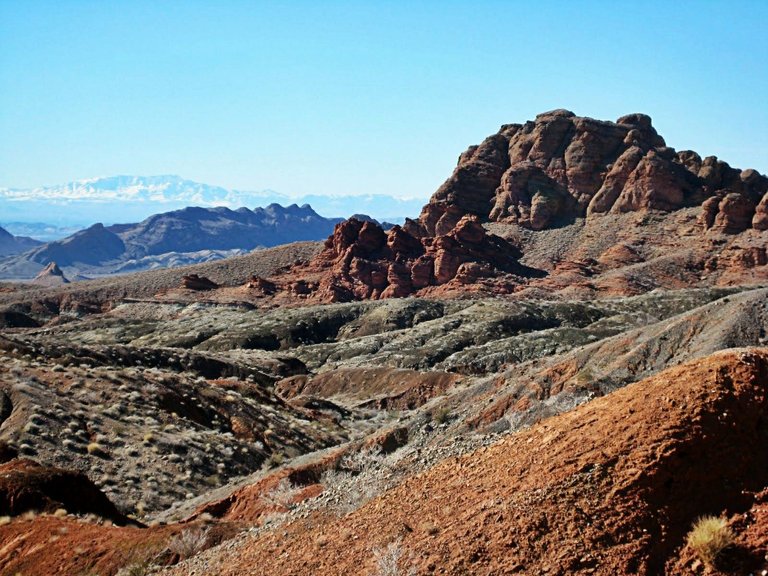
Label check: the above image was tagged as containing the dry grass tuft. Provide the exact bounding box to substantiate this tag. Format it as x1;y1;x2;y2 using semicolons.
686;515;734;567
260;478;299;510
86;442;107;457
168;527;210;561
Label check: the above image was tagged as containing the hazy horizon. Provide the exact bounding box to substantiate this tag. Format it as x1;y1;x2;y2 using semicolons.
1;1;767;200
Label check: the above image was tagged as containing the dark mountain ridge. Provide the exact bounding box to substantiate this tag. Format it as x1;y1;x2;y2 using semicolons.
0;203;344;278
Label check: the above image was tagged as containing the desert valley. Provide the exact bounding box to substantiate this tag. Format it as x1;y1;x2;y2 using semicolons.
0;110;766;575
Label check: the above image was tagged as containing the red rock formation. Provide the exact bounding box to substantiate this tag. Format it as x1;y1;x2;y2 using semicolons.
753;192;768;230
279;216;531;303
711;192;757;233
409;110;767;235
240;113;768;304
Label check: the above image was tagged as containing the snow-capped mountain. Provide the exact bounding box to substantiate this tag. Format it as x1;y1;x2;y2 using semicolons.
0;175;425;226
0;175;284;206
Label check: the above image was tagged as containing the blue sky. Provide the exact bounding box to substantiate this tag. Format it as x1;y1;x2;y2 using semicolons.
1;0;766;199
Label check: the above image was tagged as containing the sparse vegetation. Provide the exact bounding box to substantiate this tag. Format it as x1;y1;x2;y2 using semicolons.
686;515;734;567
87;442;107;457
372;539;415;576
167;526;210;561
341;445;382;473
575;367;594;385
261;478;299;510
266;452;284;468
431;406;451;424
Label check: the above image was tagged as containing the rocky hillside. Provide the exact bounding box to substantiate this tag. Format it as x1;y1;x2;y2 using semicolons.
0;203;343;279
163;349;768;576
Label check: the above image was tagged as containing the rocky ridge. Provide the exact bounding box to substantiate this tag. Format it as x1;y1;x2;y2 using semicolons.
32;261;70;287
164;349;768;576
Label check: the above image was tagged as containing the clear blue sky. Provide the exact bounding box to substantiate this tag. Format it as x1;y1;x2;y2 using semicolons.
1;0;766;199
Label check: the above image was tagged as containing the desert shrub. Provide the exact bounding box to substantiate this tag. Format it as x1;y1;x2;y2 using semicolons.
261;478;299;510
372;539;416;576
431;406;450;424
686;515;734;567
266;452;284;468
167;527;210;560
341;445;381;473
575;367;594;385
320;468;346;488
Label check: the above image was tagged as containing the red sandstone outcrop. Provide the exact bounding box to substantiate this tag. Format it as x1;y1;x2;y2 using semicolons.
292;216;529;302
712;192;757;233
191;112;765;305
244;275;277;295
752;190;768;230
407;110;767;236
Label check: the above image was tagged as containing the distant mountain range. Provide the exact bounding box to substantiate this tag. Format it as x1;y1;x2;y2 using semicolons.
0;203;347;279
0;175;426;227
0;226;41;257
0;222;83;243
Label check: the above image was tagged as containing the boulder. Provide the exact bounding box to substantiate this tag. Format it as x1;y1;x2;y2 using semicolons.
753;192;768;230
181;274;219;291
712;192;757;234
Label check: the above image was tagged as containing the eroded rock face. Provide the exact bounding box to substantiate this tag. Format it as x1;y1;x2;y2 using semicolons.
412;131;514;237
280;216;531;302
712;192;757;233
409;110;767;235
489;163;573;230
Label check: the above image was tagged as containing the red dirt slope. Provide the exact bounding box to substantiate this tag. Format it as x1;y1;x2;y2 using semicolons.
166;348;768;575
